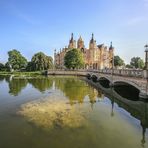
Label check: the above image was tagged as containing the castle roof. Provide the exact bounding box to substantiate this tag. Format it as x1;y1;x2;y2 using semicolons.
97;44;104;48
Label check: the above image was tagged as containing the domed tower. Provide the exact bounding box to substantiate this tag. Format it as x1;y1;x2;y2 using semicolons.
109;42;114;69
89;33;97;49
77;36;84;49
68;33;76;49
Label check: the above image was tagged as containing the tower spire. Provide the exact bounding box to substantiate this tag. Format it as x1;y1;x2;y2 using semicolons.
110;41;112;47
68;33;76;49
71;33;73;39
109;41;114;50
92;33;94;40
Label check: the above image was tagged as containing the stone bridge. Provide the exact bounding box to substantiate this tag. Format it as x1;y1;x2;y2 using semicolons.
46;69;148;100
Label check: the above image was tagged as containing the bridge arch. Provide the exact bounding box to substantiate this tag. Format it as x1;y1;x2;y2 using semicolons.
86;73;91;80
98;76;111;88
113;80;140;101
91;74;98;82
98;76;112;82
113;80;141;91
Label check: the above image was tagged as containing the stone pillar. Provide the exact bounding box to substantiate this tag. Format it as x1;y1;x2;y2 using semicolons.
143;70;148;79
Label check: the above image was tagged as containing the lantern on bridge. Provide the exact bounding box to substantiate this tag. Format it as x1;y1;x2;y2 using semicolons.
145;44;148;70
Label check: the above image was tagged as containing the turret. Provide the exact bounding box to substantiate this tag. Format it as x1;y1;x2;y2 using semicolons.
54;49;56;56
77;36;84;49
68;33;76;49
89;33;97;49
109;42;114;51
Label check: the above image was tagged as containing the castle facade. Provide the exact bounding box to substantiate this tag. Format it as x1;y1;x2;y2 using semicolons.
54;33;114;69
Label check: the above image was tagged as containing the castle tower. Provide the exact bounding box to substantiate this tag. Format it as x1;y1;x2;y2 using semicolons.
68;33;76;49
109;42;114;69
89;33;97;49
77;36;84;49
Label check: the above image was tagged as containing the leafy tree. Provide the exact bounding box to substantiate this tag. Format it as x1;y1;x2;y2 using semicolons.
0;63;5;71
5;62;11;71
130;57;144;69
64;49;84;69
30;52;53;71
26;62;33;71
8;49;27;70
126;64;133;69
114;55;125;67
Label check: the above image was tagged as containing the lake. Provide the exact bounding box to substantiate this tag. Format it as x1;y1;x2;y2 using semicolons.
0;75;147;148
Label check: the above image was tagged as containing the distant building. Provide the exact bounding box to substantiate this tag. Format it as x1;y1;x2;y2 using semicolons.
54;33;114;69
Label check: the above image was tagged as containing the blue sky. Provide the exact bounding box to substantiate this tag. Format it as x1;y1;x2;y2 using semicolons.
0;0;148;64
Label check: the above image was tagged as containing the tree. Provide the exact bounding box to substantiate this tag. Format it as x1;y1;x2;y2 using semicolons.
26;62;33;71
5;62;11;71
64;49;84;69
0;63;5;71
130;57;144;69
114;55;125;68
30;52;53;71
8;49;27;70
126;64;133;69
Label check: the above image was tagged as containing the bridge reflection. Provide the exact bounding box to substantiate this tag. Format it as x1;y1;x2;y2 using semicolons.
86;78;148;147
55;77;148;146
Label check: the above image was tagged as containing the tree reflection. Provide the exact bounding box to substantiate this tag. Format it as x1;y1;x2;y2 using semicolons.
8;78;28;96
28;77;53;92
0;75;5;82
5;75;11;83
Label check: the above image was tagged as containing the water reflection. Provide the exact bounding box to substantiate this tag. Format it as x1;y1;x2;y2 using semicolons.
0;75;148;147
2;75;28;96
28;78;53;92
114;85;139;101
54;78;100;105
8;78;28;96
107;93;148;147
0;75;5;82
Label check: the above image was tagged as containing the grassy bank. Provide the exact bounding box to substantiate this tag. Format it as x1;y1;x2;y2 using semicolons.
0;71;42;77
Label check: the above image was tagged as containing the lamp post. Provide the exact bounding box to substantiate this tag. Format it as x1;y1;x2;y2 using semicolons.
145;44;148;70
144;44;148;95
139;45;148;99
111;44;114;85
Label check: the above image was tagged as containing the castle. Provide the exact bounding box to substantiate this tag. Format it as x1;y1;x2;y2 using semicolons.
54;33;114;69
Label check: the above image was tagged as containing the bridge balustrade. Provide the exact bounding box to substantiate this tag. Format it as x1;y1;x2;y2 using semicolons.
87;69;144;78
48;68;146;79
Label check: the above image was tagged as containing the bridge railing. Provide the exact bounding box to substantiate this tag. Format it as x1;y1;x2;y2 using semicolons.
85;69;144;78
47;69;146;78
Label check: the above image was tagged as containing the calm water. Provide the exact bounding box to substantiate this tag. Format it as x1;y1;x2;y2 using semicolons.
0;75;148;148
